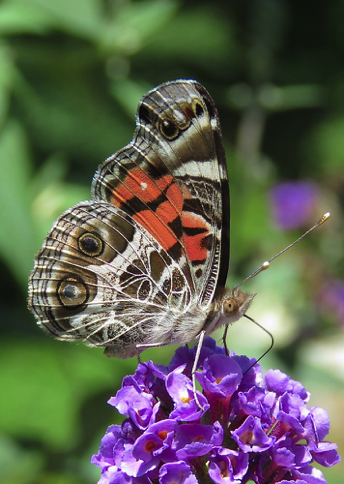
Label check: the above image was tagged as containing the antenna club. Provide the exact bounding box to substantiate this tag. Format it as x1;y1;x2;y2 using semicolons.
262;261;270;271
320;212;331;224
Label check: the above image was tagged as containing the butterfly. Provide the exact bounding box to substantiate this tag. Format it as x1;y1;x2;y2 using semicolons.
28;80;256;359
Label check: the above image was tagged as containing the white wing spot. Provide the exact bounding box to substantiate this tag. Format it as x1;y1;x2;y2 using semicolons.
211;118;218;129
141;182;148;191
173;109;187;125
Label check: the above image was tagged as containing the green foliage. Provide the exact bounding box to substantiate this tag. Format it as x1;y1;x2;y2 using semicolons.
1;0;343;482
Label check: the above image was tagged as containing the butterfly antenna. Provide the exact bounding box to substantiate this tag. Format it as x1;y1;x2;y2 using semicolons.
235;212;330;291
237;212;330;374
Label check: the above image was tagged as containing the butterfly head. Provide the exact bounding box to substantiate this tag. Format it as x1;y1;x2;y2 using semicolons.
220;287;256;323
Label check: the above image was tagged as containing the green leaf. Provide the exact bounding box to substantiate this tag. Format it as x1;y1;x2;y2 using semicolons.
0;45;16;125
0;120;37;288
0;337;135;449
307;115;344;174
0;435;44;484
110;78;150;117
102;0;179;54
143;5;235;66
0;0;53;35
32;0;104;40
0;0;104;39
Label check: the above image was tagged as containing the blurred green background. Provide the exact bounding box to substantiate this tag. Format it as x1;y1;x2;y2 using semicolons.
0;0;343;482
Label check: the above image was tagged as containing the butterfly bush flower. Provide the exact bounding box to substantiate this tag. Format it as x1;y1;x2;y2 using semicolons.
270;181;319;230
91;338;340;483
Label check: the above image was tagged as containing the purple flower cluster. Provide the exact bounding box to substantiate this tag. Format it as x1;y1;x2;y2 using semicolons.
91;338;340;483
270;181;319;230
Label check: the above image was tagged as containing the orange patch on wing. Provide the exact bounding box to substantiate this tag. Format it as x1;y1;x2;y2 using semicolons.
112;168;174;206
133;210;178;251
184;232;208;262
111;183;132;207
155;182;184;224
156;174;174;192
166;182;184;212
182;212;210;263
112;170;187;251
156;201;179;225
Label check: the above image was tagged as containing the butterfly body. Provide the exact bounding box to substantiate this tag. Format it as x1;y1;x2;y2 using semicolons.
28;80;254;358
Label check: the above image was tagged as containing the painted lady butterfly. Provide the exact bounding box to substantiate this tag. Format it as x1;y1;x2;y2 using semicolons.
30;80;328;360
28;80;255;358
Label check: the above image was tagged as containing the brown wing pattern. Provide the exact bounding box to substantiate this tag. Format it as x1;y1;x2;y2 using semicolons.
28;201;194;358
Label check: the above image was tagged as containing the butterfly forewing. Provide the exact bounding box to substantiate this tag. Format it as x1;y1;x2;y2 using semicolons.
92;80;229;306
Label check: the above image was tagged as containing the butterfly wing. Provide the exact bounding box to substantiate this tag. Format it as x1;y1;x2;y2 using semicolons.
92;80;229;308
28;201;195;358
28;80;230;358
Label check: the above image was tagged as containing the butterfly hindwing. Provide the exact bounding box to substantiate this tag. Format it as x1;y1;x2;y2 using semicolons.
28;200;196;358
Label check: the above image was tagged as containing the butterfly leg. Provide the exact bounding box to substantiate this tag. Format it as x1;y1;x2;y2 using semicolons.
222;325;229;356
135;341;173;352
191;330;206;410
